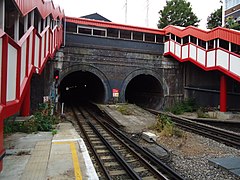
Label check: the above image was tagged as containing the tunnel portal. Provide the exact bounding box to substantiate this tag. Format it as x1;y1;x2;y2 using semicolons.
125;74;164;109
60;71;105;105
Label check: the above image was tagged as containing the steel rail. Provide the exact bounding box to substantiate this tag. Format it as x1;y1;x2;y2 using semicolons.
71;106;112;179
146;108;240;149
86;119;142;180
105;123;184;180
86;108;172;180
86;105;184;180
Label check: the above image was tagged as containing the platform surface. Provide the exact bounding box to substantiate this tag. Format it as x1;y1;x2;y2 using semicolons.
0;123;98;180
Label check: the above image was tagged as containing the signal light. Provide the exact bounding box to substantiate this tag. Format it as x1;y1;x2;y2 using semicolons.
54;69;59;80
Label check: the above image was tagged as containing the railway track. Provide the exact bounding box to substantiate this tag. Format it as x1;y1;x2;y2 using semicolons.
146;109;240;149
72;105;183;180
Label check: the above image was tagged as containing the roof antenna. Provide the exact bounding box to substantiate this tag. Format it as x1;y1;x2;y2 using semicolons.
146;0;149;27
124;0;128;24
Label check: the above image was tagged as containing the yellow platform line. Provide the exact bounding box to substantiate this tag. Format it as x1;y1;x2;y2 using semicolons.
53;141;82;180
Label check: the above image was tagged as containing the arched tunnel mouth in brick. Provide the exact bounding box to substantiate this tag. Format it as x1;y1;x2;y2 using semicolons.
59;71;105;105
125;74;164;109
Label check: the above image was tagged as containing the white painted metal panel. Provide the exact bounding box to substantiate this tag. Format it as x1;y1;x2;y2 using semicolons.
216;49;228;70
20;41;26;85
175;44;181;58
41;34;45;66
189;44;196;60
197;48;206;66
164;42;169;53
52;32;55;52
7;44;17;102
28;32;33;73
49;33;52;54
46;31;49;55
230;54;240;76
182;45;188;59
0;39;2;100
34;35;39;67
170;41;174;54
207;51;215;67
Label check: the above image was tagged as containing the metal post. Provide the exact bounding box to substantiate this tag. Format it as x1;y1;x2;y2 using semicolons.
30;11;34;26
221;1;225;27
61;102;64;115
118;30;120;38
24;14;28;32
220;75;227;112
47;16;50;27
0;119;5;172
20;84;31;116
14;14;19;41
38;16;41;33
0;0;5;30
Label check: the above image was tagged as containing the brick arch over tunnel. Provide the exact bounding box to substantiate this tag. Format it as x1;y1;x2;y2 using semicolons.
120;69;169;110
59;64;111;104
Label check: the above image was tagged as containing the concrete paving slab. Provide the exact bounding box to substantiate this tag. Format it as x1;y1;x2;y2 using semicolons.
21;140;52;180
4;132;52;150
1;123;98;180
209;156;240;177
99;104;156;133
0;155;30;180
231;168;240;176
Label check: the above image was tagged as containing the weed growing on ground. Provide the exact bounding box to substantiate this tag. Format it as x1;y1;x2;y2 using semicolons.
169;99;197;115
4;103;59;135
196;108;210;118
116;104;132;115
51;129;58;135
150;114;184;138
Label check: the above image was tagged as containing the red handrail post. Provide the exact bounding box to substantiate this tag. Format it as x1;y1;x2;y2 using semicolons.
220;75;227;112
0;119;5;171
20;83;31;116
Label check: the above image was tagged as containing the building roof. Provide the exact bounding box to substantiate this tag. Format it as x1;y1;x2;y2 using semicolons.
80;13;111;22
66;16;165;35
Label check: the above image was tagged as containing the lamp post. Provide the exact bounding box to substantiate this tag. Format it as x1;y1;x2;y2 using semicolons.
220;0;225;27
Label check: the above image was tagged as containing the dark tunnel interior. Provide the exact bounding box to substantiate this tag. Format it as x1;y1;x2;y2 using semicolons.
60;71;105;105
125;75;164;109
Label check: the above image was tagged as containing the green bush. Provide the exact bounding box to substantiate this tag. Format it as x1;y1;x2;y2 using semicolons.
170;99;197;115
4;103;59;135
196;108;210;118
150;114;184;137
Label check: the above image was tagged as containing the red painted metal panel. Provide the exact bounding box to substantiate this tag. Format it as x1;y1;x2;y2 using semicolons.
1;36;8;105
14;0;64;20
220;75;227;112
16;46;21;100
164;25;240;46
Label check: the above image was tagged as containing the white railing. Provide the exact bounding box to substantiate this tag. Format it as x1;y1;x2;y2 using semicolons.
164;39;240;81
0;25;63;120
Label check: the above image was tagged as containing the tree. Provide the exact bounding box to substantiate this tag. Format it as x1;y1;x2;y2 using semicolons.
225;16;240;30
158;0;200;29
207;7;222;29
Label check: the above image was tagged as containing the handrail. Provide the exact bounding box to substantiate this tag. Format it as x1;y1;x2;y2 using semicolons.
0;24;63;120
164;39;240;82
164;25;240;46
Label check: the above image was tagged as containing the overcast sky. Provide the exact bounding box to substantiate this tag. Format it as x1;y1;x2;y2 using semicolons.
53;0;222;29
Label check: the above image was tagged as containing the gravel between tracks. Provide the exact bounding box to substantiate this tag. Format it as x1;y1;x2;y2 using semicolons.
108;104;240;180
156;131;240;180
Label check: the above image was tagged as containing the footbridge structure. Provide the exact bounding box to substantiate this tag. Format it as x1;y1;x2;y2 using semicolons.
0;0;64;169
0;0;240;171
